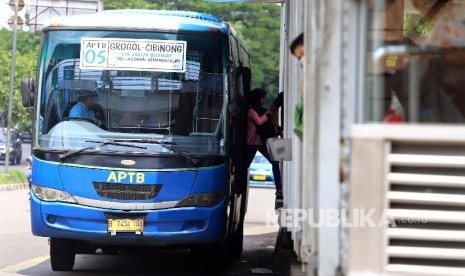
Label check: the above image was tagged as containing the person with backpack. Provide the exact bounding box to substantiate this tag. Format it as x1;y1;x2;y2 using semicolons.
246;88;282;197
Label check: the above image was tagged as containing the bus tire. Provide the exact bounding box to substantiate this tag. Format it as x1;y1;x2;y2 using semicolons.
193;243;224;274
226;220;243;259
50;238;76;271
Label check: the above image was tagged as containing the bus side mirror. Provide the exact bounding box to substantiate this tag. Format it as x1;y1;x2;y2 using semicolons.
21;78;35;107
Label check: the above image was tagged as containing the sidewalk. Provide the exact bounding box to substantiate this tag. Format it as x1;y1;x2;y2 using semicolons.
0;183;28;191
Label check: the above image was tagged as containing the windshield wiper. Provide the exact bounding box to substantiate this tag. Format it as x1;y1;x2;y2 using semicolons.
59;140;147;161
113;138;198;165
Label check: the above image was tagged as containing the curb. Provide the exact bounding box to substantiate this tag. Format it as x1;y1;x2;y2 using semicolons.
0;183;29;191
274;228;305;276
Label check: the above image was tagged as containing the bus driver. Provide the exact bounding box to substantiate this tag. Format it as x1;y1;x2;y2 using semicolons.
69;90;101;125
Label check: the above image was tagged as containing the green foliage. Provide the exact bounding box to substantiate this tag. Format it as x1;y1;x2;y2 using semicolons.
0;169;27;184
103;0;281;98
0;28;38;130
0;28;40;54
103;0;157;10
403;13;433;38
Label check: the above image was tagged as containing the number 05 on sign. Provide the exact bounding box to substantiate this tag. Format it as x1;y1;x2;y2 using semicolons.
80;37;187;73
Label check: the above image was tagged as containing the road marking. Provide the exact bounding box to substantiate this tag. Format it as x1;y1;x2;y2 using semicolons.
0;255;49;274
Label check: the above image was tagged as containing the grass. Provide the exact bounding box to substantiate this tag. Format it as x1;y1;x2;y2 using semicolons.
0;169;27;184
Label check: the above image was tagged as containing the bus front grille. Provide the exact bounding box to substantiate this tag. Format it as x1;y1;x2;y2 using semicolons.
92;182;162;200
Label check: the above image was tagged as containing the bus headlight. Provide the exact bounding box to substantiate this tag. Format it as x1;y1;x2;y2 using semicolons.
31;184;77;203
176;192;224;207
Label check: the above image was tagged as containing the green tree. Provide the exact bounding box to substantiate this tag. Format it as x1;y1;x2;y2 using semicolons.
103;0;157;10
0;49;37;130
0;28;38;130
0;28;40;54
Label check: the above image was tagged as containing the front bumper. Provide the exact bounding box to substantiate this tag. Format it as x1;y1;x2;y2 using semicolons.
30;193;227;246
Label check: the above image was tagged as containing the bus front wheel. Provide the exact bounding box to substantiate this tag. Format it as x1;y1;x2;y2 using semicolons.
50;238;76;271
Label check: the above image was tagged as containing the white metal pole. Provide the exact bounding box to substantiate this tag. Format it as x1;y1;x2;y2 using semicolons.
278;3;286;94
5;0;19;173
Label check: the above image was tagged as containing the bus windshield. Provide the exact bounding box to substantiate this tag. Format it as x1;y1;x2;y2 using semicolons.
37;30;226;156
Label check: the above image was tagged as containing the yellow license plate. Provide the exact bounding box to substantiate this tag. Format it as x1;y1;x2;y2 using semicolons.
253;175;266;181
108;218;144;234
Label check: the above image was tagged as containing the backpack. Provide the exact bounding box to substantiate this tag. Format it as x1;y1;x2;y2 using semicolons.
256;108;277;139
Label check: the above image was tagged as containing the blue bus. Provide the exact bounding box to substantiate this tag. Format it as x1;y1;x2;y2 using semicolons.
21;10;251;273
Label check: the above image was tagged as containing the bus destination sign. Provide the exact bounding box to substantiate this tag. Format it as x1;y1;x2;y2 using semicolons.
80;38;187;73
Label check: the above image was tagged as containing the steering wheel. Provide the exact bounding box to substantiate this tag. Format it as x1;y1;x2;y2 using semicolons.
62;117;96;124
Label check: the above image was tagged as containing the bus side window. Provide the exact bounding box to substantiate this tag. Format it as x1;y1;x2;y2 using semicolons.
230;37;239;69
229;36;240;109
239;46;250;68
238;45;251;96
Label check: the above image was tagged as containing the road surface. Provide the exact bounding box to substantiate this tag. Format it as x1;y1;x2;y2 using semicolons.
0;186;279;275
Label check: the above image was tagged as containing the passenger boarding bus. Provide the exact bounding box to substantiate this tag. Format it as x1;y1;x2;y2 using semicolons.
21;10;251;273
